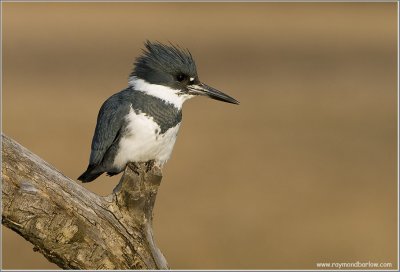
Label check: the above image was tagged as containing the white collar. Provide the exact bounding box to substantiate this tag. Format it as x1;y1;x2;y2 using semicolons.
128;76;193;109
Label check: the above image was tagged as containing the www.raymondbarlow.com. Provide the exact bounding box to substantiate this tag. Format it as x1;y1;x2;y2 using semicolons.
316;261;393;269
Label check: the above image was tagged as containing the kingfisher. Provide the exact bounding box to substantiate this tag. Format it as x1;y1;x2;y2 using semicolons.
78;41;239;183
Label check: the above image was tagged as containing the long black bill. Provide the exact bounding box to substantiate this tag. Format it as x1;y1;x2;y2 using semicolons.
188;83;239;105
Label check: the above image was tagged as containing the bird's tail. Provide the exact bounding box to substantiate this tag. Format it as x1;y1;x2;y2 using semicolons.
77;165;103;183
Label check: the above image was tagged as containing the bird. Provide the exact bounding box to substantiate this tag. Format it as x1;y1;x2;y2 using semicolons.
78;41;239;183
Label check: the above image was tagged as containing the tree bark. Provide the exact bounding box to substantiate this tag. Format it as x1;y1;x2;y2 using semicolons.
1;134;168;270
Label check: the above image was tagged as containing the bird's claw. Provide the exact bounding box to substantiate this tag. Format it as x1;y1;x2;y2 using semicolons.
145;160;156;172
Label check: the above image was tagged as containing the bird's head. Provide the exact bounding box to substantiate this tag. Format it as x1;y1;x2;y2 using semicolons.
130;41;239;105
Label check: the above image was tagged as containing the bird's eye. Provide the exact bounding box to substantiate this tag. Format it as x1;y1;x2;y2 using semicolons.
176;74;187;82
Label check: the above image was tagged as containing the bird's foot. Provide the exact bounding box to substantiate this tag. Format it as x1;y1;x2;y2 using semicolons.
126;162;141;175
145;160;156;172
126;161;156;174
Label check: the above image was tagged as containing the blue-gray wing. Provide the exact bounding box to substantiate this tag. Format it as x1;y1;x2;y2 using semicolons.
88;91;131;166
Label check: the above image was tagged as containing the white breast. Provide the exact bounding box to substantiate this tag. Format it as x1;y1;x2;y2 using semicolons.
112;107;181;170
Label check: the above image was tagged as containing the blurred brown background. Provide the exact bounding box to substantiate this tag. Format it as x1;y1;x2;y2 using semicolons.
2;2;398;270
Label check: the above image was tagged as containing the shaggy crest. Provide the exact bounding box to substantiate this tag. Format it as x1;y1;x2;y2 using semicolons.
131;41;197;81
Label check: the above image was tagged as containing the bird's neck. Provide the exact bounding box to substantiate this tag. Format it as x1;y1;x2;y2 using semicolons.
129;76;193;109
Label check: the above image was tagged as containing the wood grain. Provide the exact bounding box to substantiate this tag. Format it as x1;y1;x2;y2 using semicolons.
2;134;168;270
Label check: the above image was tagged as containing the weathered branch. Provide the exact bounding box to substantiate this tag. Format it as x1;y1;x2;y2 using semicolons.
1;134;168;270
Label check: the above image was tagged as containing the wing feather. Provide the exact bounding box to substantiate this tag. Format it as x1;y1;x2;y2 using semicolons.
88;91;131;166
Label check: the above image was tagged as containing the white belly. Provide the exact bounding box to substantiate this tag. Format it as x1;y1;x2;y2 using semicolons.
112;108;180;170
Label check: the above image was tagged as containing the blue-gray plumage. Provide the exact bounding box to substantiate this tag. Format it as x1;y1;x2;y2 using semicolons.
78;41;239;183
